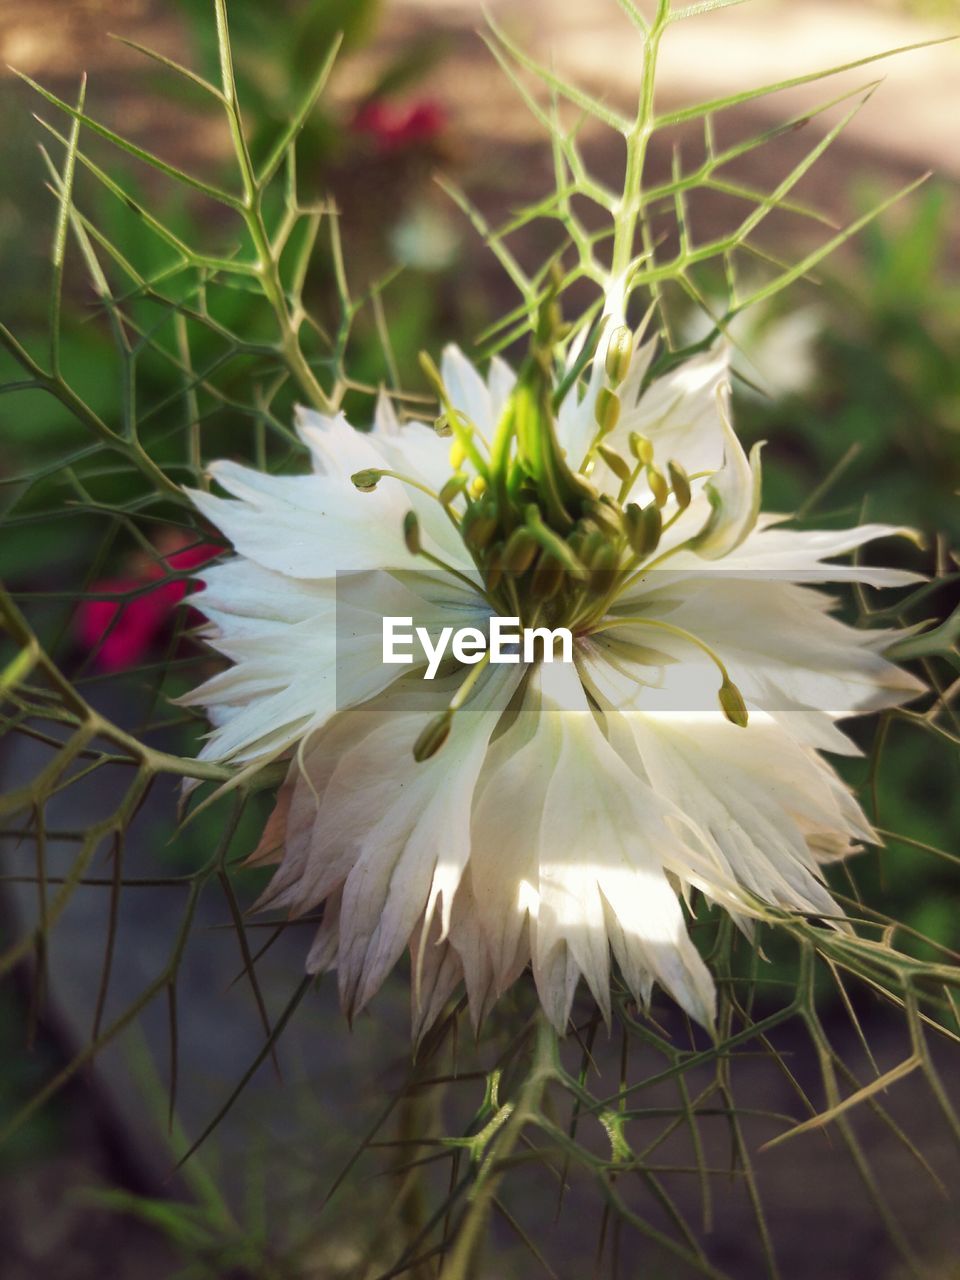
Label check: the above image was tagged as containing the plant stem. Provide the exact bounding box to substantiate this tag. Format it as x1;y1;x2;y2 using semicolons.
439;1015;556;1280
214;0;334;415
611;0;671;283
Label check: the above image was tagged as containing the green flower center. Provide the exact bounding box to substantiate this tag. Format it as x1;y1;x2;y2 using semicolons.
352;292;748;758
421;297;689;636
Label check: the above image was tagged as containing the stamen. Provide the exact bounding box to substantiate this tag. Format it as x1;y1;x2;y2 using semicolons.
350;468;381;492
503;527;539;574
667;460;691;510
419;352;490;478
594;386;621;435
351;468;444;504
624;502;662;557
403;511;421;555
647;465;669;507
399;512;492;603
439;473;468;506
629;433;654;465
462;502;498;550
598;443;632;484
588;615;750;727
524;506;586;575
604;324;634;386
718;677;749;728
413;711;452;762
413;651;494;763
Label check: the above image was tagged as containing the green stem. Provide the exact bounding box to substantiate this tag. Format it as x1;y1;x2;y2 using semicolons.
0;324;183;500
214;0;334;415
611;1;671;283
439;1016;556;1280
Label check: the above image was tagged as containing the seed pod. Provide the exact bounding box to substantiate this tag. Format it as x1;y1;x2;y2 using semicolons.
433;415;453;438
718;678;749;729
629;433;654;465
667;460;691;510
403;511;421;555
503;527;539;575
604;324;633;387
647;465;669;507
624;502;662;558
594;387;621;435
413;711;453;762
351;469;381;492
598;443;633;484
439;473;469;505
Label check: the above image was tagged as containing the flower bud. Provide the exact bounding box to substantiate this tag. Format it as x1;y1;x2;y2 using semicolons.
624;502;662;558
403;511;421;555
439;473;468;505
413;711;453;762
718;678;749;728
470;475;488;498
604;324;633;387
351;469;381;492
594;387;621;435
629;433;654;465
598;443;633;484
667;460;691;510
449;440;466;470
647;465;669;507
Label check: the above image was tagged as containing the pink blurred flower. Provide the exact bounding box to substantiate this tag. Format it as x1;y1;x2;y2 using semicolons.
75;534;219;672
351;98;446;151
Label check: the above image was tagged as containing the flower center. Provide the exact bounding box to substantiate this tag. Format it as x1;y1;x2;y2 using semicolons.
351;289;749;757
420;293;690;636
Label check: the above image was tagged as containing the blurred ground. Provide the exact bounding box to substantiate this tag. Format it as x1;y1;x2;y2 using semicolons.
2;1;957;164
1;0;957;201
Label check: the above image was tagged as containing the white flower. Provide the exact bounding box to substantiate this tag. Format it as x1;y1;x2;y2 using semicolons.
183;314;923;1039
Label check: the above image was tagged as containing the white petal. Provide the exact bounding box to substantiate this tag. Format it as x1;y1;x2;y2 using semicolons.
690;387;763;559
671;520;924;588
616;346;729;478
473;663;716;1030
487;355;517;416
188;461;411;577
442;344;496;436
253;665;521;1018
640;579;924;718
294;407;384;478
183;565;485;766
624;711;862;917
